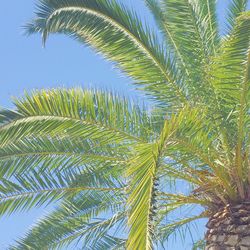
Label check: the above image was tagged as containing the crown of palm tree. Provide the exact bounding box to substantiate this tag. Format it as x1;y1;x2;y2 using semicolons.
1;0;250;249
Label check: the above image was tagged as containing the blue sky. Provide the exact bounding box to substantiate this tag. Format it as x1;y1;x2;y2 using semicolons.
0;0;248;249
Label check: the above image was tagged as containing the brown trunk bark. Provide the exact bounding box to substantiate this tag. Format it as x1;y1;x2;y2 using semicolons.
205;203;250;250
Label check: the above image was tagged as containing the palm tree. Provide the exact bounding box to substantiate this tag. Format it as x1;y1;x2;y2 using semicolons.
1;0;250;249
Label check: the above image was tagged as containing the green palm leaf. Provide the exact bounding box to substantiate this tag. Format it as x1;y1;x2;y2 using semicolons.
0;162;124;216
211;13;250;185
10;189;126;249
26;0;187;107
147;0;219;104
126;143;158;250
0;136;126;179
145;0;219;67
226;0;249;32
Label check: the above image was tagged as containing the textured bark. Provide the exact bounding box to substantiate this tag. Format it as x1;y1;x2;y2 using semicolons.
205;203;250;250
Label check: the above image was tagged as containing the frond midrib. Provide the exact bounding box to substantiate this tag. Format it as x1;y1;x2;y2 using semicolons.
1;186;123;201
0;114;144;143
0;150;126;163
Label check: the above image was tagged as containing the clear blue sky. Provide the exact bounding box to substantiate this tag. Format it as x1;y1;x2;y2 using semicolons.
0;1;247;249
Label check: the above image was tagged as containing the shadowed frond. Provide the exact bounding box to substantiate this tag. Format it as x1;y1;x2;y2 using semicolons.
0;109;22;125
0;173;111;216
9;188;126;249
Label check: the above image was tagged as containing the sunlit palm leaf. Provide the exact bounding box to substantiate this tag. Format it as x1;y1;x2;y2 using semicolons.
126;143;158;250
26;0;187;107
147;0;220;105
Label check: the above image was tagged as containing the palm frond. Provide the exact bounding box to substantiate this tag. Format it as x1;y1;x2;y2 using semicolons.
210;13;250;188
0;90;157;173
147;0;220;104
0;163;124;217
158;105;237;201
212;11;250;105
26;0;187;106
0;137;126;217
157;192;211;207
0;135;126;178
145;0;219;66
0;136;121;178
226;0;249;32
126;143;159;250
10;188;126;249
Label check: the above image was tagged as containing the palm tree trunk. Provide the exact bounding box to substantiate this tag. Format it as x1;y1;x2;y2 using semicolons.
205;203;250;249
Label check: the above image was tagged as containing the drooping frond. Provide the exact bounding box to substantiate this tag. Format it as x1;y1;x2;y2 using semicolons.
0;89;153;191
8;88;154;142
0;135;126;179
10;188;126;249
26;0;187;107
0;90;155;184
0;171;117;217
